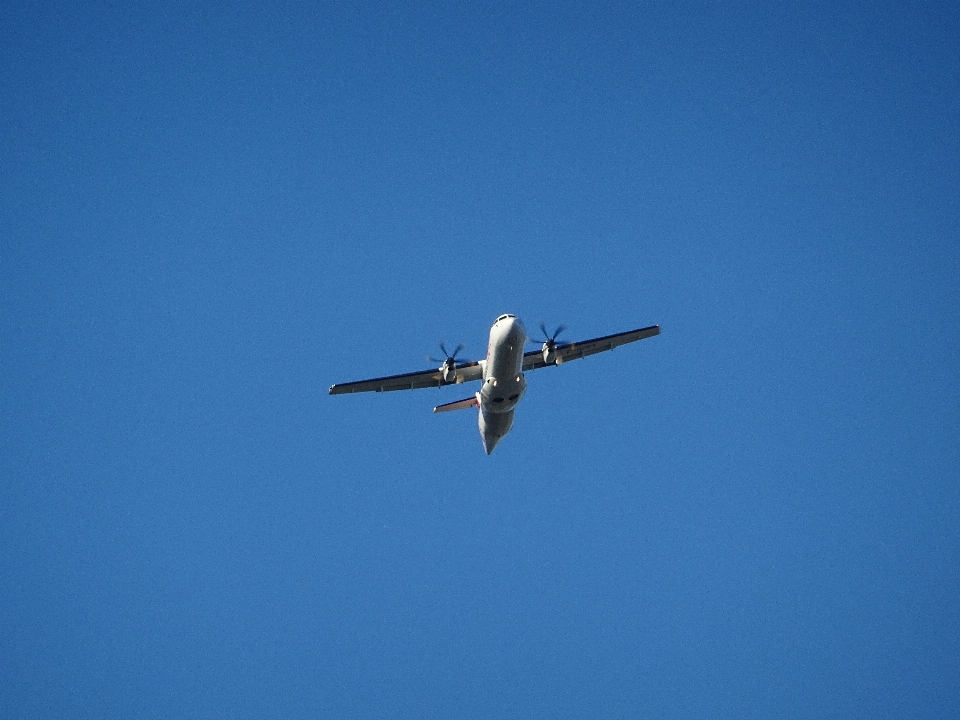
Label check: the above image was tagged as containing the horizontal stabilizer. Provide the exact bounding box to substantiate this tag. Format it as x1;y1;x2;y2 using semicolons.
433;394;479;414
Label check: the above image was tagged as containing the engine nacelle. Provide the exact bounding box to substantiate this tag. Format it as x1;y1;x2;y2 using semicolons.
441;360;457;383
541;342;556;365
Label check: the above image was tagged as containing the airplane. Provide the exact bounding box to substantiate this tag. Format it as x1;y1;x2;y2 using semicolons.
329;315;660;454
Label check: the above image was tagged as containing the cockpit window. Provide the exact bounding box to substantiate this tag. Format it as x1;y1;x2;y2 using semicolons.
496;314;515;322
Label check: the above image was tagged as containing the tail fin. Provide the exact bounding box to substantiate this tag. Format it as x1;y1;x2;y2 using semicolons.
433;394;479;413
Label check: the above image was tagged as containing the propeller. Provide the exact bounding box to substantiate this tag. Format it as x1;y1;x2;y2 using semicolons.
531;323;568;347
530;323;568;365
428;341;470;366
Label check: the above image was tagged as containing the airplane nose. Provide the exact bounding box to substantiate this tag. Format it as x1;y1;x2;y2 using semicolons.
504;317;526;343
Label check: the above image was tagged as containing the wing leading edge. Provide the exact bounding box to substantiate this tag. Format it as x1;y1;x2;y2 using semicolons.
522;324;660;371
328;361;483;395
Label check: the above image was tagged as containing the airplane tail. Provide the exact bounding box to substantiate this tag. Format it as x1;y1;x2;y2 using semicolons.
433;394;480;413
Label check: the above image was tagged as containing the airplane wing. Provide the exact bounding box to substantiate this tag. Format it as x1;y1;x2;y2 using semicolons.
329;361;483;395
522;324;660;371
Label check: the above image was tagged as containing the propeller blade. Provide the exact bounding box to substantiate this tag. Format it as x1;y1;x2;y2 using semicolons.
430;341;471;365
536;323;567;343
429;356;475;365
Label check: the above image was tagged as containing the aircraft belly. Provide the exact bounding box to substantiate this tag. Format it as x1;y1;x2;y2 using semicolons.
480;324;526;415
476;315;526;452
479;408;514;455
487;339;523;378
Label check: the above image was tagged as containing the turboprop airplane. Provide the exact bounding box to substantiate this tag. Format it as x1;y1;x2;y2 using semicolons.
329;315;660;454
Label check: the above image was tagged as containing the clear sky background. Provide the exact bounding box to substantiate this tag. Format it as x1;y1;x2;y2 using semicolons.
2;1;959;718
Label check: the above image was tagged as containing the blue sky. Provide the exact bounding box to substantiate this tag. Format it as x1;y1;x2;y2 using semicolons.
2;1;959;717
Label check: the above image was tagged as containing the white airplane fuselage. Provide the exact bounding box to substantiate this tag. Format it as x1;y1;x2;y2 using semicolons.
477;314;527;454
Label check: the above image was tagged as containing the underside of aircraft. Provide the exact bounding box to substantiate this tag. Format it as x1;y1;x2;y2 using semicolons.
330;315;660;453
